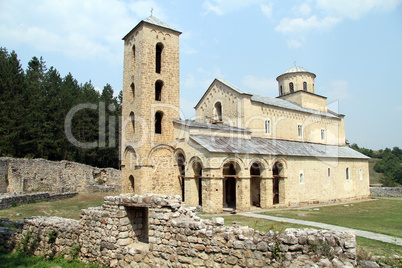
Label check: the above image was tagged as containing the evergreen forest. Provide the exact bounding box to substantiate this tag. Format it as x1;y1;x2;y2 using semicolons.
0;47;121;168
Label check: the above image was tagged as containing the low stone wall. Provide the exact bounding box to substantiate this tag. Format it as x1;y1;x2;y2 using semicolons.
0;157;121;194
1;194;358;267
370;187;402;197
85;184;121;193
0;192;78;209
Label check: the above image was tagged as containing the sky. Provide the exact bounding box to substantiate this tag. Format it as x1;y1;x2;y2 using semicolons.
1;0;401;150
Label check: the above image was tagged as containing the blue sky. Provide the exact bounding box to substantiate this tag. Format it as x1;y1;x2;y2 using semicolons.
1;0;401;150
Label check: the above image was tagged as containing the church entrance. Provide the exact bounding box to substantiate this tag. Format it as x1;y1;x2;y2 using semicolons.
223;162;238;209
250;162;261;207
272;162;284;205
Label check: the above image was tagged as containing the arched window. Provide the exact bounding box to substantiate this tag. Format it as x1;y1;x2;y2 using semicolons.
346;167;350;180
265;119;271;135
298;124;303;138
129;175;135;191
214;102;222;121
155;111;163;134
156;43;163;73
131;45;135;74
303;81;307;91
289;82;294;93
129;112;135;133
155;80;163;101
279;85;283;96
130;82;135;102
299;171;304;184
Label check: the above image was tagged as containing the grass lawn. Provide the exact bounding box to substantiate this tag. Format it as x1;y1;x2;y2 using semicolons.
0;192;117;221
0;252;101;268
261;197;402;238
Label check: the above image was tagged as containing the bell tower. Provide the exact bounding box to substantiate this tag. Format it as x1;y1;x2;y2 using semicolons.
120;16;182;194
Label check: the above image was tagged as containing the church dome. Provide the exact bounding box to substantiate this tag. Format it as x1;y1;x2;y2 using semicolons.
283;66;309;74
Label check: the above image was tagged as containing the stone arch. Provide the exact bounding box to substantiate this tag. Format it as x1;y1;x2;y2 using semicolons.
123;145;137;168
155;42;163;73
213;101;223;121
249;160;266;207
155;111;163;134
188;156;204;206
272;158;287;205
222;159;242;209
155;80;163;101
174;149;186;201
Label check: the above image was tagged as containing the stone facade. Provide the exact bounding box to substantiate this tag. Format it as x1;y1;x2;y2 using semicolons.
0;157;121;194
1;194;358;267
119;15;370;214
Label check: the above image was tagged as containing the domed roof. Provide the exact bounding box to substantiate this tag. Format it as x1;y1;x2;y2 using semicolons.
284;66;309;74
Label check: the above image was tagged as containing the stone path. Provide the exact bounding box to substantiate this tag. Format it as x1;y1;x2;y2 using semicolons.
238;212;402;246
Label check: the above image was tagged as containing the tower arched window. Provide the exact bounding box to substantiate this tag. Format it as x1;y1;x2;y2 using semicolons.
156;43;163;73
132;45;135;74
280;85;283;96
214;102;222;121
265;119;271;135
303;81;307;91
155;111;163;134
155;80;163;101
130;82;135;102
129;112;135;133
289;82;294;93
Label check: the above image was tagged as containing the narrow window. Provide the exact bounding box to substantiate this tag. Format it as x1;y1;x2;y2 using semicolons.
129;112;135;133
214;102;222;121
132;45;135;74
321;128;325;140
359;168;363;180
303;81;307;91
265;119;271;135
156;43;163;73
289;82;294;93
130;82;135;102
280;85;283;96
129;175;135;191
155;80;163;101
299;171;304;184
346;167;350;180
298;124;303;138
155;112;163;134
328;168;331;178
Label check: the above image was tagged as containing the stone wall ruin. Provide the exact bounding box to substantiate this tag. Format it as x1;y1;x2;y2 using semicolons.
0;194;357;267
0;157;121;194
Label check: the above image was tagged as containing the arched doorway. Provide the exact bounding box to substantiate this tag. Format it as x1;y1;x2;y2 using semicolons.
193;160;203;206
175;153;185;202
250;162;261;207
272;161;284;205
223;162;239;209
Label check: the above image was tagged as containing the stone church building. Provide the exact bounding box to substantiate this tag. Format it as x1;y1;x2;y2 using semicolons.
120;16;370;213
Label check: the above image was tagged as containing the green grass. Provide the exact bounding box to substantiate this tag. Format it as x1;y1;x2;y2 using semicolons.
261;197;402;238
0;252;101;268
0;192;117;221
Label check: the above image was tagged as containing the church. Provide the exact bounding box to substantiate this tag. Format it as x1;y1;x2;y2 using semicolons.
120;16;370;213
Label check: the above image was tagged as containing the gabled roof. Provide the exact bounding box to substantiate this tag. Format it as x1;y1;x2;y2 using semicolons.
123;15;181;40
173;120;251;133
194;78;252;109
190;135;369;159
194;78;340;119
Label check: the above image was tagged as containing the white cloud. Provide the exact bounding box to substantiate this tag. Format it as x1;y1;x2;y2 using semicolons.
202;0;265;15
292;3;312;17
242;75;278;96
323;80;352;101
395;106;402;111
316;0;402;20
0;0;163;64
260;3;274;18
275;15;341;34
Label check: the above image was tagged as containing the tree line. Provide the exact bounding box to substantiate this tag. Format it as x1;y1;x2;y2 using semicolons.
351;144;402;186
0;47;121;168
